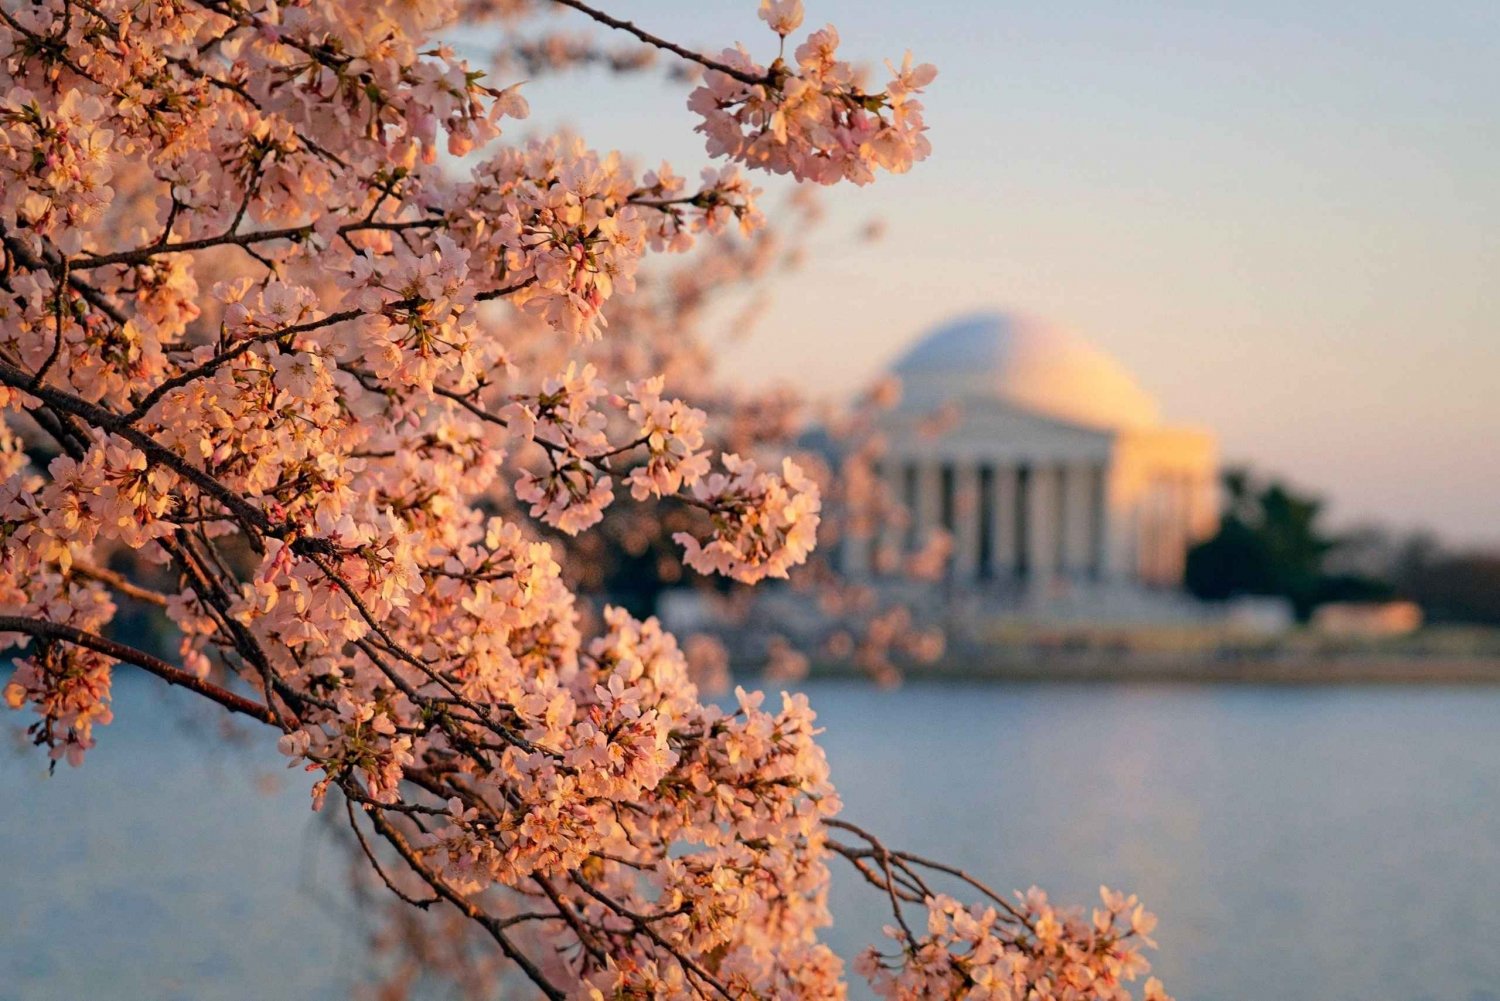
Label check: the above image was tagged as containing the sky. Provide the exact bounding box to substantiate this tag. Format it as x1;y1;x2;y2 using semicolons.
480;0;1499;545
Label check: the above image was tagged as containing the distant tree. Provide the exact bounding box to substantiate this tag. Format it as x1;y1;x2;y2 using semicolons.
1394;545;1500;625
1185;468;1390;618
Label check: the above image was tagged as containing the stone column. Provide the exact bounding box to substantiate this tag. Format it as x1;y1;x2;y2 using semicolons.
841;529;870;578
951;463;981;581
1137;479;1157;586
1153;477;1171;585
874;457;906;575
990;464;1018;580
1026;464;1058;585
1187;470;1216;542
1089;463;1108;580
1145;476;1169;586
1172;472;1193;583
1061;462;1095;577
913;460;941;550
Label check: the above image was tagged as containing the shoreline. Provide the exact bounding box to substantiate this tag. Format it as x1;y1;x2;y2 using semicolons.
805;655;1500;685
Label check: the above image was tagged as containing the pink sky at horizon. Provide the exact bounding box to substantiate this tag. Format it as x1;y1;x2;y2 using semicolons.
474;0;1499;546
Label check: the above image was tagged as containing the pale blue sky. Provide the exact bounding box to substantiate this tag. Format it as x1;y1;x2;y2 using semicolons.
478;0;1499;543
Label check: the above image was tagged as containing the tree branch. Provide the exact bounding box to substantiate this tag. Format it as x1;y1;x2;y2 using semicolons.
0;615;275;724
364;806;569;1001
69;218;441;273
549;0;771;86
0;359;275;539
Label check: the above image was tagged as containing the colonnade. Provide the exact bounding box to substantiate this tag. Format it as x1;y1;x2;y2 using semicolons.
851;459;1112;584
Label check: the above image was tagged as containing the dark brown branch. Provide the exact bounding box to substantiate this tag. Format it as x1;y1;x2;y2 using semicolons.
69;218;440;272
549;0;772;86
32;256;69;388
345;796;441;909
569;874;736;1000
827;818;1031;925
69;562;172;608
0;615;274;724
2;230;129;327
122;316;351;425
124;275;534;423
365;807;568;1001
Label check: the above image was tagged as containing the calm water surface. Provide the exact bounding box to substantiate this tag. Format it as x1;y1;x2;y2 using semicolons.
4;677;1500;1001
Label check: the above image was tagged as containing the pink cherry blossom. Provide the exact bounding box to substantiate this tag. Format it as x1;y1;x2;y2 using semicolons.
0;3;1168;999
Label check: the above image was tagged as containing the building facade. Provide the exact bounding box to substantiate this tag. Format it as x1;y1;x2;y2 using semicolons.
845;313;1217;605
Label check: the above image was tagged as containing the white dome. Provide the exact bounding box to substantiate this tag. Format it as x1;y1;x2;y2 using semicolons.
890;312;1161;431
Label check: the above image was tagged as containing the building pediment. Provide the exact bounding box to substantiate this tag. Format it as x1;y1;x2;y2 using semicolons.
881;394;1115;463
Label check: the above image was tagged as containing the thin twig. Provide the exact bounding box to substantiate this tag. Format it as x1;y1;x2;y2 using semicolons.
549;0;771;86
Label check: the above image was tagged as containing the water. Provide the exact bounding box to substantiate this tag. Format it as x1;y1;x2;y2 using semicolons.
4;676;1500;1001
814;681;1500;1001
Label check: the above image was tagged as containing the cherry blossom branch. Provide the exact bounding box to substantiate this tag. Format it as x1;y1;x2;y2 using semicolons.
0;5;1164;998
827;818;1031;924
1;229;130;327
548;0;771;85
569;873;738;1000
0;360;275;538
161;53;350;168
69;217;442;272
344;796;442;910
0;615;274;724
121;279;532;425
68;563;172;609
363;805;569;1001
30;256;69;389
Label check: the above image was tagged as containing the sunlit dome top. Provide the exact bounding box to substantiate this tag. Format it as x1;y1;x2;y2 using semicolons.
890;312;1161;431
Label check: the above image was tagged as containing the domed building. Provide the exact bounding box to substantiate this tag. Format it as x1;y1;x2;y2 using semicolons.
846;312;1217;604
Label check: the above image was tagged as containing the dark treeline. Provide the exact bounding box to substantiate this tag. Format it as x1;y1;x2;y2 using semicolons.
1185;469;1500;625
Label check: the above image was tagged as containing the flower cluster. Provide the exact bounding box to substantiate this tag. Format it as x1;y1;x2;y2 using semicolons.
0;89;117;255
510;362;617;533
451;136;649;338
675;454;823;584
689;2;936;185
859;888;1173;1001
623;375;711;500
0;428;120;765
635;164;766;252
1;636;115;768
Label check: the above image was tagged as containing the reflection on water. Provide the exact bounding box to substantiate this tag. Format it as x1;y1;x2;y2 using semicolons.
4;676;1500;1000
